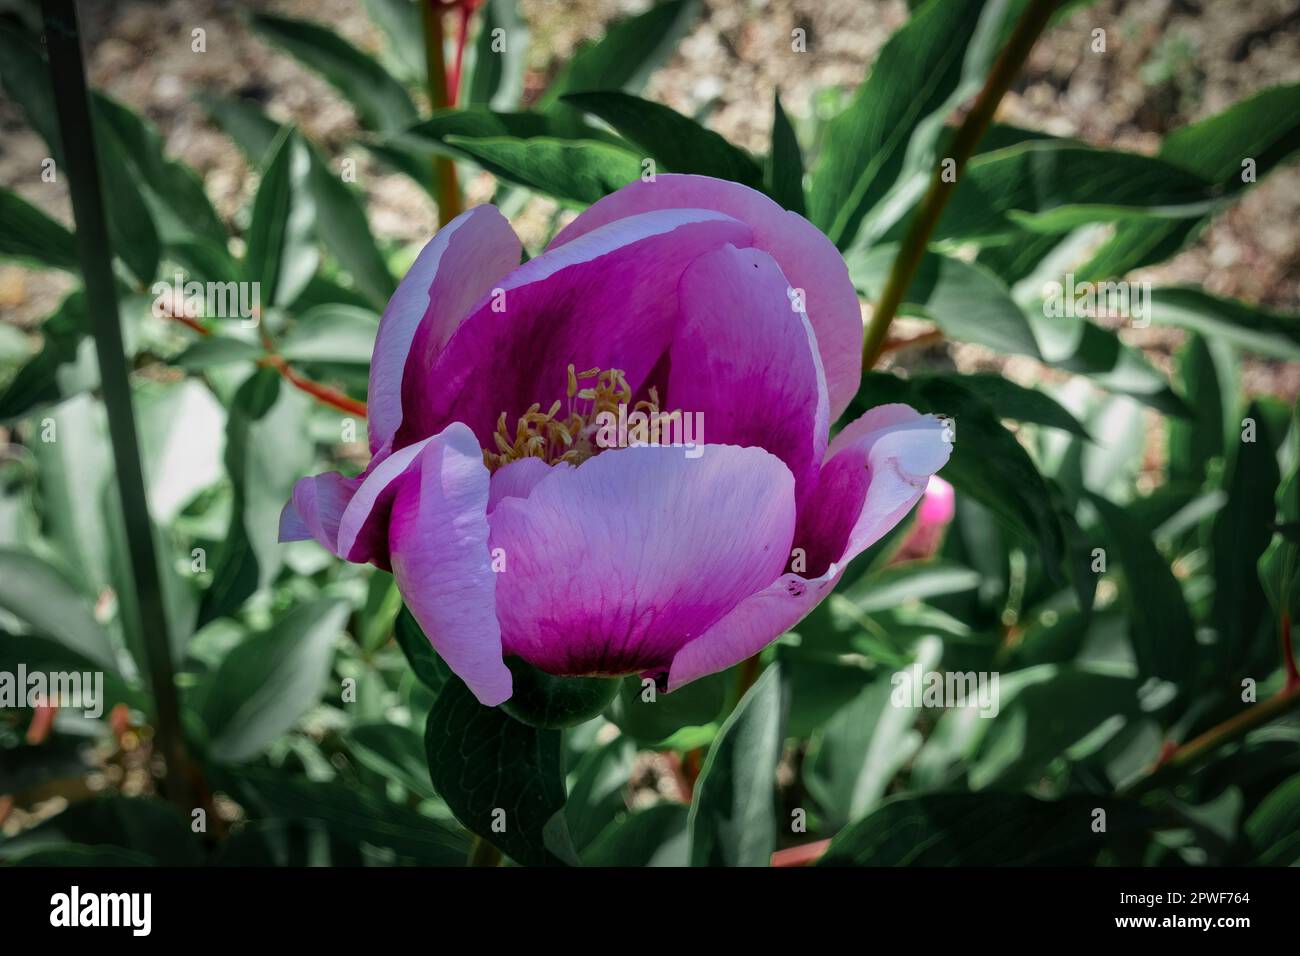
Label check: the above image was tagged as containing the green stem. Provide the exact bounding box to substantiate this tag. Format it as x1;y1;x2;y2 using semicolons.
39;0;194;810
421;1;463;224
1125;685;1300;796
860;0;1060;369
467;834;502;867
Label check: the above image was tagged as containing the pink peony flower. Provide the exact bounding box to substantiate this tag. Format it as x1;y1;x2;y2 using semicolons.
280;175;952;705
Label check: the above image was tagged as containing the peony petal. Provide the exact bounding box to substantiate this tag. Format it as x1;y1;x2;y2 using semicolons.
487;445;796;677
389;422;512;706
397;208;753;448
548;174;863;419
486;456;556;514
279;471;361;553
368;205;521;453
666;405;952;690
667;244;828;503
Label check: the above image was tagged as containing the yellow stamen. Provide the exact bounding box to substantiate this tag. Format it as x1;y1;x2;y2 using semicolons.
482;363;668;472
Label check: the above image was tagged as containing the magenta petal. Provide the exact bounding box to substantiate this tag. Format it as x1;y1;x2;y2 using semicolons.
548;175;863;420
666;405;952;690
398;208;753;448
667;244;828;503
487;445;796;677
279;471;362;554
389;422;511;706
368;205;521;454
486;456;556;514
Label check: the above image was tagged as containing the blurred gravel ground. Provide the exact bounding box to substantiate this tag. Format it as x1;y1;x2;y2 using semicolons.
0;0;1296;400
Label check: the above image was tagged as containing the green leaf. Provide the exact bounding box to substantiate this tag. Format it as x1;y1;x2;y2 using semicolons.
607;670;728;747
561;92;762;186
444;135;643;206
1259;407;1300;626
304;147;395;309
467;0;529;110
347;722;437;799
841;561;981;613
0;796;202;866
952;373;1091;439
848;246;1041;357
970;665;1141;789
248;12;417;132
583;803;689;866
424;673;573;866
807;0;988;247
819;792;1154;865
1246;773;1300;865
0;548;119;672
932;141;1217;243
766;90;805;215
245;127;319;309
358;570;402;654
174;336;264;371
1026;308;1189;417
196;598;347;763
361;0;425;85
499;657;620;730
279;303;380;364
92;110;162;285
221;765;469;865
805;640;938;825
1081;83;1300;280
28;395;115;594
1167;333;1232;487
1146;287;1300;361
0;24;159;282
539;0;700;116
1211;402;1282;676
0;292;94;422
195;92;283;163
197;369;315;625
393;606;451;693
688;663;788;867
374;107;617;188
0;187;78;271
565;735;636;850
92;93;226;247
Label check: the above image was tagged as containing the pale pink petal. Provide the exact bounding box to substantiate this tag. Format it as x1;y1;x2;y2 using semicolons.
389;422;511;706
368;205;521;453
666;406;952;690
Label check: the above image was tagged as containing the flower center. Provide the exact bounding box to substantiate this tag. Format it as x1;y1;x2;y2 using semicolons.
484;364;665;473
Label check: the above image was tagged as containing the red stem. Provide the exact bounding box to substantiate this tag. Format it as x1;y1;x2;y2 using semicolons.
162;312;368;418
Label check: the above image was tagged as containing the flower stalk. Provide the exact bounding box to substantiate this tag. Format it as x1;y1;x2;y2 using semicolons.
860;0;1061;369
423;0;464;224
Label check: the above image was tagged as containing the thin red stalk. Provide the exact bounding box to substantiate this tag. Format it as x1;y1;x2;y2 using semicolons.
162;311;368;418
1281;611;1299;692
